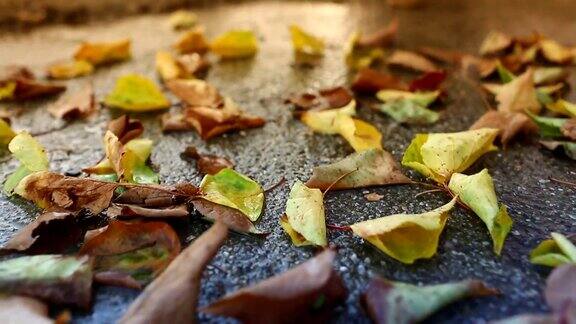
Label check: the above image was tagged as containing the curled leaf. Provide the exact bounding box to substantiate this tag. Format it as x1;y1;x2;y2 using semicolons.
166;79;222;107
74;39;131;66
168;10;198;30
108;114;143;144
533;67;568;86
119;222;228;323
209;30;258;59
530;233;576;267
14;171;117;214
336;115;383;152
290;25;325;57
306;148;410;190
201;248;347;323
47;60;94;79
80;220;181;289
479;31;512;56
0;255;92;308
377;100;439;124
181;146;234;175
470;110;538;145
495;68;541;114
401;128;499;184
387;50;438;73
350;197;457;264
113;204;189;219
281;181;326;247
4;132;49;195
173;26;209;54
104;74;170;111
47;84;96;120
192;198;265;235
200;168;264;222
527;113;569;138
300;99;356;133
448;169;513;255
362;276;498;324
351;68;408;94
287;86;353;112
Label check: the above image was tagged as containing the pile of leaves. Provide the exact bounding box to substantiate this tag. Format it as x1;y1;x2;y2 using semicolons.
0;8;574;324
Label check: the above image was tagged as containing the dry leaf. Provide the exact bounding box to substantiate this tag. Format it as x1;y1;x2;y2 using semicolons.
0;296;52;324
209;30;258;59
47;60;94;80
173;26;209;54
495;68;541;114
418;46;465;65
201;249;347;323
192;198;265;235
479;31;512;56
377;100;440;125
336;115;383;152
280;181;326;247
287;86;353;112
114;204;189;219
306;148;410;190
48;84;96;120
104;74;170;112
181;146;234;175
561;119;576;140
351;68;408;94
530;233;576;267
470;110;538;145
300;100;356;134
365;192;384;202
168;10;197;30
344;32;386;70
108;114;144;144
387;50;438;73
539;39;573;64
74;39;131;66
356;18;398;48
1;67;65;101
290;25;325;57
0;118;15;148
166;79;222;107
409;71;447;92
155;51;187;81
119;222;228;324
545;264;576;313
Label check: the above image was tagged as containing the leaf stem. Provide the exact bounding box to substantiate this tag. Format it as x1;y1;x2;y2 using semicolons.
327;224;352;232
322;168;358;197
549;177;576;188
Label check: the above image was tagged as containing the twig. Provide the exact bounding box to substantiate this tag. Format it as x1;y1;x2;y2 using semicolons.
549;177;576;188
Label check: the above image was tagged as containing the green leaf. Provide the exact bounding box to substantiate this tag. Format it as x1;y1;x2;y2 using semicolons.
104;74;170;111
200;168;264;221
530;233;576;267
526;112;567;138
378;100;439;124
496;62;515;83
402;128;499;184
281;180;326;247
350;197;457;264
362;276;498;324
448;169;513;255
3;132;49;194
376;90;440;107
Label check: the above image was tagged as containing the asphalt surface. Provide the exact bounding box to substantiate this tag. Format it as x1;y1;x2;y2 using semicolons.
0;1;575;323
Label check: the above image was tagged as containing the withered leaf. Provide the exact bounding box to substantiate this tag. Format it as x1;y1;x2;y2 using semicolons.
470;110;538;145
351;68;408;95
561;119;576;140
166;79;223;107
74;39;131;66
539;39;574;65
281;181;326;247
46;60;94;80
14;171;117;214
114;204;189;219
287;86;353;112
116;183;199;208
545;264;576;313
47;84;96;120
306;148;410;190
173;26;209;54
387;50;439;73
356;18;398;48
362;276;498;324
201;248;347;323
495;68;541;114
181;146;234;175
409;70;447;92
192;198;265;235
1;211;83;254
108;114;144;144
119;222;228;324
80;220;181;289
365;192;384;202
417;47;465;65
0;70;65;101
479;31;512;56
0;295;52;324
0;255;93;308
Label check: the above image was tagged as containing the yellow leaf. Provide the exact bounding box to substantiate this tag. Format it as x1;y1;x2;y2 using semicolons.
495;68;541;114
281;181;326;247
448;169;513;255
173;26;209;54
479;31;512;56
0;82;16;101
74;39;131;66
336;115;383;152
344;32;386;70
47;60;94;80
546;100;576;118
350;197;457;264
4;132;48;194
300;100;356;134
290;25;324;56
104;74;170;111
210;30;258;59
155;51;187;81
539;39;573;64
0;119;16;147
402;128;499;184
168;10;198;30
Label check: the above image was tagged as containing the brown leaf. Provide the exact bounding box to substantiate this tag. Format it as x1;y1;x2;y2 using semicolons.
166;79;223;107
47;84;95;120
115;204;189;218
108;115;143;144
460;55;498;79
191;198;264;235
351;68;407;94
495;68;540;114
479;31;512;56
1;211;83;254
356;18;398;48
387;50;438;73
286;86;353;113
115;184;196;208
160;112;190;132
173;26;209;55
561;119;576;140
119;222;228;324
181;146;234;175
177;53;211;76
470;110;538;145
364;192;384;202
16;171;117;214
0;65;34;81
0;295;52;324
80;220;181;289
417;47;465;65
545;264;576;313
201;248;347;323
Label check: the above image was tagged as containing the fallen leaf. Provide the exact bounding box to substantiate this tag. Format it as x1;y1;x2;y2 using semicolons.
14;171;117;214
546;100;576;118
409;71;447;92
350;197;457;264
539;141;576;160
181;146;234;175
74;39;131;66
356;18;398;48
201;248;347;323
418;46;465;65
176;53;210;76
376;90;440;107
209;30;258;59
470;110;538;145
527;113;569;138
300;100;356;134
0;72;65;101
545;264;576;312
119;222;228;323
539;39;573;64
0;118;15;147
47;84;96;120
80;220;181;289
166;79;223;107
290;25;325;57
336;115;383;152
561;119;576;140
362;276;498;324
377;100;439;124
351;68;408;94
46;60;94;79
280;181;326;247
448;169;513;255
1;211;83;254
191;198;265;235
344;32;386;70
114;204;189;219
460;55;498;78
530;233;576;267
495;68;541;114
104;74;170;111
155;51;189;81
168;10;198;30
160;112;190;132
365;192;384;202
200;168;264;222
173;26;209;54
288;86;353;114
479;31;512;56
0;295;52;324
108;114;144;144
533;67;568;85
115;183;199;208
402;128;499;184
387;50;438;73
0;255;92;308
4;132;49;195
306;148;410;190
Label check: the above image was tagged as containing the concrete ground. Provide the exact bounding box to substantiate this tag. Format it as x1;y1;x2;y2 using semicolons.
0;0;575;323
